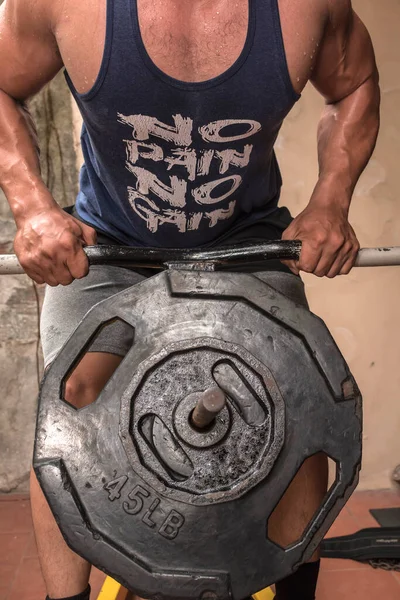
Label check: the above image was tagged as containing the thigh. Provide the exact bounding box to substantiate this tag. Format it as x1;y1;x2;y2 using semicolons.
268;453;328;557
40;265;148;368
64;351;125;408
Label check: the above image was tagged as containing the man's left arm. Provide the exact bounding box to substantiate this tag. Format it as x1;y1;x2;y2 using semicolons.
282;0;380;278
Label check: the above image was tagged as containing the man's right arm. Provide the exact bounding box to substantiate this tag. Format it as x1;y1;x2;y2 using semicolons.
0;0;96;286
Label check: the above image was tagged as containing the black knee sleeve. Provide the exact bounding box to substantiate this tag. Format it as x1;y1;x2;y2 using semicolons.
46;584;91;600
275;560;320;600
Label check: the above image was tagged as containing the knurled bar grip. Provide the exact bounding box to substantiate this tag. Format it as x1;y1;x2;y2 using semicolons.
1;243;400;274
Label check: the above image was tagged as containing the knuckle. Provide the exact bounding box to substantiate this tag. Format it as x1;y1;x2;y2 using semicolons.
329;234;345;249
59;237;75;252
18;256;30;269
84;225;96;239
20;257;38;272
59;233;79;251
311;233;327;246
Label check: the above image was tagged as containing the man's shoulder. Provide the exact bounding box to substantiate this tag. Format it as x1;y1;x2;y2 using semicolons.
0;0;65;99
283;0;352;29
1;0;59;36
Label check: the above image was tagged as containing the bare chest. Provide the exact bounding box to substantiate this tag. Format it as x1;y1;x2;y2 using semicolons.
136;0;249;82
55;0;325;95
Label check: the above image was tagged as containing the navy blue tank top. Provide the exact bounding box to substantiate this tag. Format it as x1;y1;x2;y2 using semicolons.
66;0;300;248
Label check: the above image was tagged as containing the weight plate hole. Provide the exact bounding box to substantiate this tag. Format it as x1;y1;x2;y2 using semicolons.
60;318;135;410
140;414;194;481
212;360;267;426
267;453;338;549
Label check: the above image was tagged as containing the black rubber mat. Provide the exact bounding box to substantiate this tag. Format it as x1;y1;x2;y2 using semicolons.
370;508;400;528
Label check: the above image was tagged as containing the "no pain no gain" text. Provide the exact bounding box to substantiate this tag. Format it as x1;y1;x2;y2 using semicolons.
118;113;262;234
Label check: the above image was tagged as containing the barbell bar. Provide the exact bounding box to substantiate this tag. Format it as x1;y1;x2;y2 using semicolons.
0;242;400;274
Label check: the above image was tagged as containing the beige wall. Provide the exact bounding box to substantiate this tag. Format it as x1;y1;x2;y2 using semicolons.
277;0;400;490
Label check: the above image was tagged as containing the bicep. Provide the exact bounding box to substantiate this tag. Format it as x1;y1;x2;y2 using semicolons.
0;0;63;101
311;4;378;103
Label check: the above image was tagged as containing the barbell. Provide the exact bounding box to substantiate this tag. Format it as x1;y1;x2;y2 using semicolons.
1;241;400;274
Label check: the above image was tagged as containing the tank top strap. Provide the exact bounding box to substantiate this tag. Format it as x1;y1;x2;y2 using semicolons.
252;0;297;103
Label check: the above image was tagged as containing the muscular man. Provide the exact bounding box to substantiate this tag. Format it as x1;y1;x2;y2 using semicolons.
0;0;379;599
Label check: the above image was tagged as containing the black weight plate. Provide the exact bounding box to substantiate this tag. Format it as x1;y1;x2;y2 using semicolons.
34;271;361;600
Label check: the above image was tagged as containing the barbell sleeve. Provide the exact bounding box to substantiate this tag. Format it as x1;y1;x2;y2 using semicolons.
0;253;24;275
1;244;400;274
191;387;227;430
354;246;400;267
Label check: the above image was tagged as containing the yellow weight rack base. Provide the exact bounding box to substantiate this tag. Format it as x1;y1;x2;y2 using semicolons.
97;576;275;600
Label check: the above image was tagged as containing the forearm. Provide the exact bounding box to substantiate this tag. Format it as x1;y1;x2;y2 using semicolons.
0;89;57;224
312;73;380;213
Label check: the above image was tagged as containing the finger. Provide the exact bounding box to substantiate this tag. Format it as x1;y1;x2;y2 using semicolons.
339;247;360;276
297;243;323;274
50;262;74;286
325;241;356;278
19;258;48;285
280;259;300;275
338;257;354;276
80;224;97;246
281;228;300;273
41;257;73;287
325;251;351;279
67;247;90;279
24;268;45;285
314;249;345;278
313;237;350;277
42;272;60;287
59;262;75;286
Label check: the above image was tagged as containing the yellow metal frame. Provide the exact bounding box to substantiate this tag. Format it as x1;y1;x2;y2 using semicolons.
97;577;124;599
97;576;274;600
253;587;275;600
